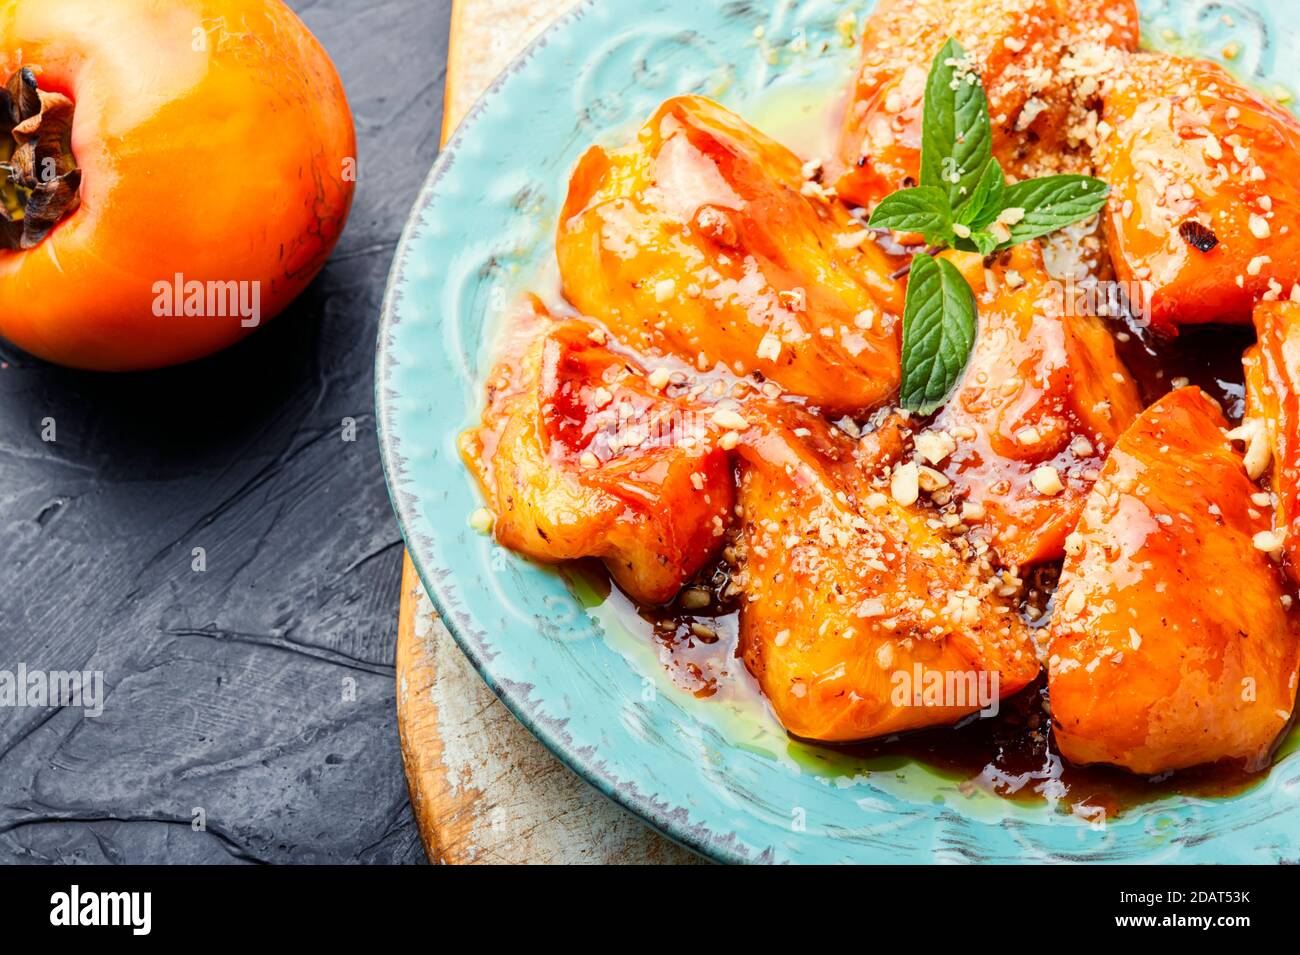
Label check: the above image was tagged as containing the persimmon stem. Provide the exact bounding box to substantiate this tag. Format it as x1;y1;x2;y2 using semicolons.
0;67;81;251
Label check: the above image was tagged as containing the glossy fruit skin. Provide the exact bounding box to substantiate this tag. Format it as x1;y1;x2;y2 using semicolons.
1100;52;1300;332
0;0;356;370
1048;387;1300;774
460;301;735;607
557;95;904;417
737;418;1039;742
934;246;1143;567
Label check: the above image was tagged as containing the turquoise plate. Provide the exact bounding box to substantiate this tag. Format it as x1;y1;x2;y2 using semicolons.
378;0;1300;863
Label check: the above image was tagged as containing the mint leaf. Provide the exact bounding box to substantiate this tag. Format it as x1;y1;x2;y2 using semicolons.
920;38;993;209
899;254;977;414
867;186;953;245
999;175;1110;245
954;158;1005;230
955;230;999;256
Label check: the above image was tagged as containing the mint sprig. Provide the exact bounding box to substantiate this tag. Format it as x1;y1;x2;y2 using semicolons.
867;38;1111;414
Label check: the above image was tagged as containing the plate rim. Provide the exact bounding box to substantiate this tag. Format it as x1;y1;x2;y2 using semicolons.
375;0;744;863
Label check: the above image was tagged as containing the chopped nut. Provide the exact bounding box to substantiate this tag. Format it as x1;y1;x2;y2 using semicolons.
1015;426;1041;446
914;429;957;465
680;588;711;610
1064;531;1084;557
690;621;718;640
837;229;873;250
756;333;782;362
800;179;836;202
1062;586;1087;617
711;408;749;431
917;465;950;492
1227;418;1272;480
1030;465;1065;496
891;462;920;506
1254;529;1284;558
468;507;494;534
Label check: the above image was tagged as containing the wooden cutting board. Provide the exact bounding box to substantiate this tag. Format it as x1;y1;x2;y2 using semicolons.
394;0;699;865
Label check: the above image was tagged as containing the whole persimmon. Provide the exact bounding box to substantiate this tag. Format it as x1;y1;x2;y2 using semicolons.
0;0;355;370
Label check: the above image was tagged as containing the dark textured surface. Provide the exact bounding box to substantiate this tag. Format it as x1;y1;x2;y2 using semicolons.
0;0;451;864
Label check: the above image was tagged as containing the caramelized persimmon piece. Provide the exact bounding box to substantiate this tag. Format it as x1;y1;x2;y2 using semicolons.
1048;387;1300;774
930;246;1142;566
1065;0;1140;50
460;310;734;605
832;0;1138;208
1244;300;1300;583
1100;52;1300;331
736;426;1039;742
557;95;904;416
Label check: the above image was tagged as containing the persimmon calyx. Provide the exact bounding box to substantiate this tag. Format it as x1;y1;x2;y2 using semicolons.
0;67;81;251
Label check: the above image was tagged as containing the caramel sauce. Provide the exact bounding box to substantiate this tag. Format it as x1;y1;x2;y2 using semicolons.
1113;315;1254;417
574;562;1274;817
561;316;1287;818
